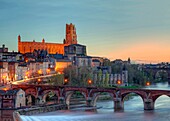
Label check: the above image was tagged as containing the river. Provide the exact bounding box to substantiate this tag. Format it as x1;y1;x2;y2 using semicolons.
20;82;170;121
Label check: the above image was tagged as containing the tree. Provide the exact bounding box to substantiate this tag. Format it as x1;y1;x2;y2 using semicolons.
104;72;109;87
97;69;102;87
48;74;64;86
103;58;111;66
63;65;93;86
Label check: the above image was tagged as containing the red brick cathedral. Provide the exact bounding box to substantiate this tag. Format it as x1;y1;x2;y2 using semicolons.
18;23;78;54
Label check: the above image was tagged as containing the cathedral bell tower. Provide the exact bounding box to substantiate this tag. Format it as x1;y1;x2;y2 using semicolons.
64;23;78;45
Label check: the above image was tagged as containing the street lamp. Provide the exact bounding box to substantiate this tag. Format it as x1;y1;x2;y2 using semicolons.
64;78;68;85
46;69;50;75
146;81;150;86
38;70;42;75
117;80;122;85
88;79;92;86
26;71;29;78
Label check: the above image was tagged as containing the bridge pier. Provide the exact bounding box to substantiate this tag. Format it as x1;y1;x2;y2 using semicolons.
59;97;65;104
114;98;124;111
37;96;44;105
144;99;154;110
86;97;93;107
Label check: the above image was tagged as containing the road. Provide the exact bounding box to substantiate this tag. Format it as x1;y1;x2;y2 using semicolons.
0;73;57;90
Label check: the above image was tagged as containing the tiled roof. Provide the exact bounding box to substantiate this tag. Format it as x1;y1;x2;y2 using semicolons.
0;89;20;95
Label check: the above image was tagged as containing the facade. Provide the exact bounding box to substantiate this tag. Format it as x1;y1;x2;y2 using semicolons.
37;61;50;75
8;62;18;82
18;23;78;54
92;66;128;86
55;59;72;73
15;89;26;108
92;59;101;68
0;51;23;62
17;63;28;80
27;61;37;77
0;110;14;121
74;56;92;67
0;89;25;109
0;61;8;85
112;71;128;86
64;44;86;56
64;44;91;67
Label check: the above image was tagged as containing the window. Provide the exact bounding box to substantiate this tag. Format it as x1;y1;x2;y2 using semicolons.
19;94;23;98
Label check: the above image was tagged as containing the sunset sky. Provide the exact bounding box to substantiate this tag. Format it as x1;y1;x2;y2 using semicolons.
0;0;170;63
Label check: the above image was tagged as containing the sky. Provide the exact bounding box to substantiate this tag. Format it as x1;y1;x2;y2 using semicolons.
0;0;170;63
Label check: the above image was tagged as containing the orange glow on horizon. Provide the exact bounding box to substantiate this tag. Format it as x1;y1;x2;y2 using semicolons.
108;42;170;63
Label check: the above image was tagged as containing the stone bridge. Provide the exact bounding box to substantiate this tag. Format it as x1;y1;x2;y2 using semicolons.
11;84;170;111
143;66;170;83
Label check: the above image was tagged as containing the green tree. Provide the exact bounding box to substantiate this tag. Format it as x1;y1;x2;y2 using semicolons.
104;72;109;87
48;74;64;86
97;69;102;87
63;65;93;86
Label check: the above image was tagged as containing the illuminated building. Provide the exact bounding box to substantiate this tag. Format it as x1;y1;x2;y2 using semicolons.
18;23;78;54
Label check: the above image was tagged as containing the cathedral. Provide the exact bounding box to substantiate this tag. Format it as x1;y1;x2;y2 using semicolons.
18;23;78;54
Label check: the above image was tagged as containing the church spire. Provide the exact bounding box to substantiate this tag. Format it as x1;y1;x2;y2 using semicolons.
18;35;21;42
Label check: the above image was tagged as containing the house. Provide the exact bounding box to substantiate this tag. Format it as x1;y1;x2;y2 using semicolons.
0;89;25;109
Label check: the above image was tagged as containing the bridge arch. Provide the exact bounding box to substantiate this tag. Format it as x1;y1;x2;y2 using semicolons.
42;90;59;103
121;92;144;110
65;90;87;109
121;90;146;102
154;94;170;102
154;95;170;109
26;94;36;106
25;88;37;98
42;90;59;104
91;92;114;107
